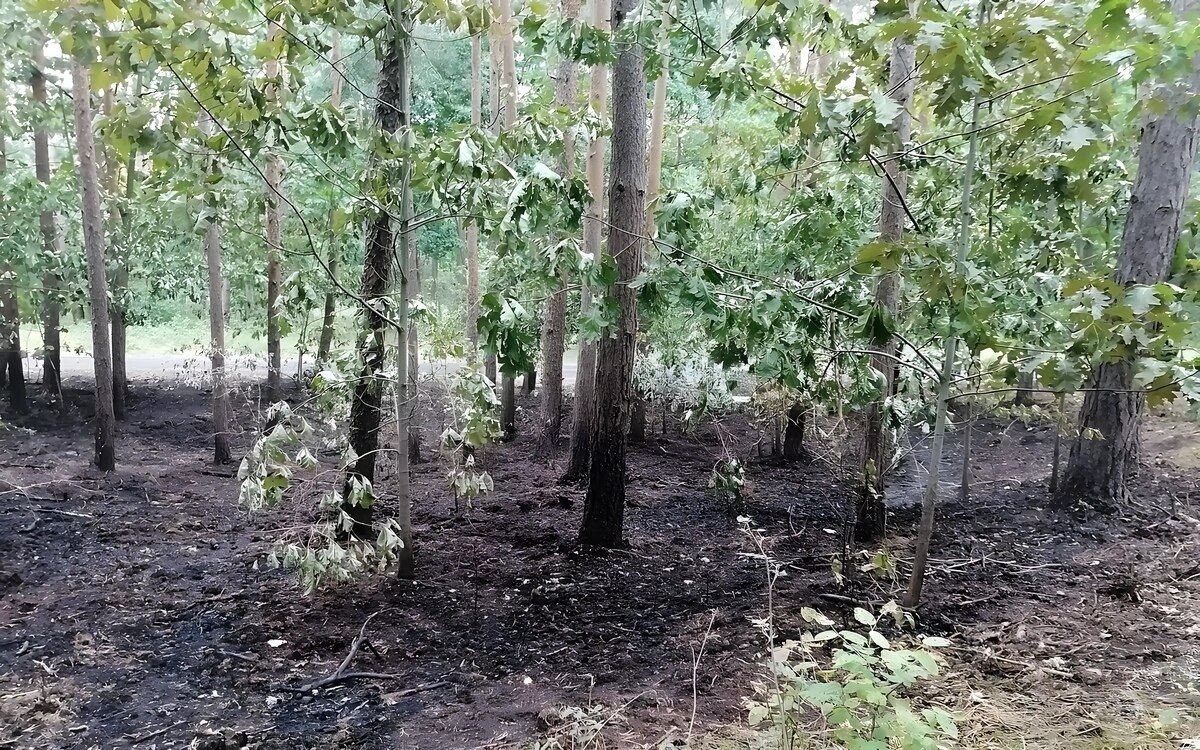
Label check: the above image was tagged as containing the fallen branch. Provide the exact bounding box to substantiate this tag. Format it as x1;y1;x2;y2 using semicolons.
129;720;186;745
285;610;452;697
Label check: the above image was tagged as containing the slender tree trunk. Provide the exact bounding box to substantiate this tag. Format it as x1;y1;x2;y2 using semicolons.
394;12;416;577
564;0;611;479
69;47;116;471
1014;370;1036;406
101;87;129;420
199;113;233;465
959;359;975;503
492;0;520;436
579;0;646;547
264;20;284;399
32;41;61;403
523;369;536;394
0;88;27;415
905;62;984;609
782;401;805;460
403;186;422;462
466;34;482;358
856;7;915;541
316;31;345;365
628;0;672;443
341;10;414;578
537;0;581;454
1058;0;1200;506
1049;391;1066;494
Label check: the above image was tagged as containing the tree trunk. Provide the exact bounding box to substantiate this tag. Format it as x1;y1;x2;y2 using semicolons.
0;94;27;415
537;0;578;453
1058;0;1200;505
523;369;536;394
959;360;975;503
403;187;422;463
101;86;129;420
628;0;672;444
856;10;915;542
782;401;805;460
393;14;416;577
341;15;414;581
466;34;482;357
264;20;284;400
1014;370;1036;406
69;48;116;471
1049;391;1066;494
579;0;646;547
200;113;233;465
316;31;345;365
32;41;61;403
564;0;611;480
905;60;984;609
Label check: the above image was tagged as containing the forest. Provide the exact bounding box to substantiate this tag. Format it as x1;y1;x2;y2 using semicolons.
1;0;1200;746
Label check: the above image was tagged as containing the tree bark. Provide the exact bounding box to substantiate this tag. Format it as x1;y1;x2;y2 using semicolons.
564;0;611;480
1014;370;1036;406
782;401;805;461
1049;391;1066;494
32;40;61;404
1058;0;1200;506
101;86;129;420
200;113;233;465
579;0;646;547
403;186;422;463
69;48;116;471
856;8;915;541
264;20;284;399
316;31;345;365
493;0;519;438
341;10;414;578
537;0;581;454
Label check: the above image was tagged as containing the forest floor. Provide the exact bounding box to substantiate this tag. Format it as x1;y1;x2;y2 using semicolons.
1;373;1199;749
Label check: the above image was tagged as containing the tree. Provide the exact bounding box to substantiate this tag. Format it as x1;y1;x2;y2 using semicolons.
201;112;232;465
0;68;26;415
494;0;519;440
264;19;284;399
31;39;61;404
465;32;483;358
69;35;116;471
1057;0;1200;505
564;0;610;480
537;0;582;453
579;0;646;547
102;85;129;420
857;1;916;540
340;5;415;578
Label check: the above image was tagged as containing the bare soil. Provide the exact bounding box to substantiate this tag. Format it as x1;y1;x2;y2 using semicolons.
1;378;1198;749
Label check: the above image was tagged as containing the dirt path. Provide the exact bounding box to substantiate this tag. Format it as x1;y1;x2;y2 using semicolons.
1;380;1198;748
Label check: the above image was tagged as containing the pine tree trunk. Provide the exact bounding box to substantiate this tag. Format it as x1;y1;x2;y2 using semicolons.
0;98;27;415
579;0;646;547
466;35;482;357
342;18;410;562
264;20;284;400
537;0;581;454
316;31;345;365
856;11;915;542
32;41;61;403
564;0;611;480
69;50;116;471
1058;0;1200;505
200;112;233;465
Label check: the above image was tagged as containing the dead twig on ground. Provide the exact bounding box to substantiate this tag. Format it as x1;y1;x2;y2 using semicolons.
129;720;186;745
687;610;717;743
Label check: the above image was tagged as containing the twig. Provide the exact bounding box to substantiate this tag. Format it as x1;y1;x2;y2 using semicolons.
687;610;717;742
129;720;186;745
31;507;93;519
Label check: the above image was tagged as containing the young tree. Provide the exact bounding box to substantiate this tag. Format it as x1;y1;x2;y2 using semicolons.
341;7;415;577
1057;0;1200;505
537;0;582;452
31;39;62;403
494;0;519;439
564;0;610;479
857;3;916;540
69;38;116;471
201;112;232;465
579;0;646;547
101;86;128;420
264;20;284;399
